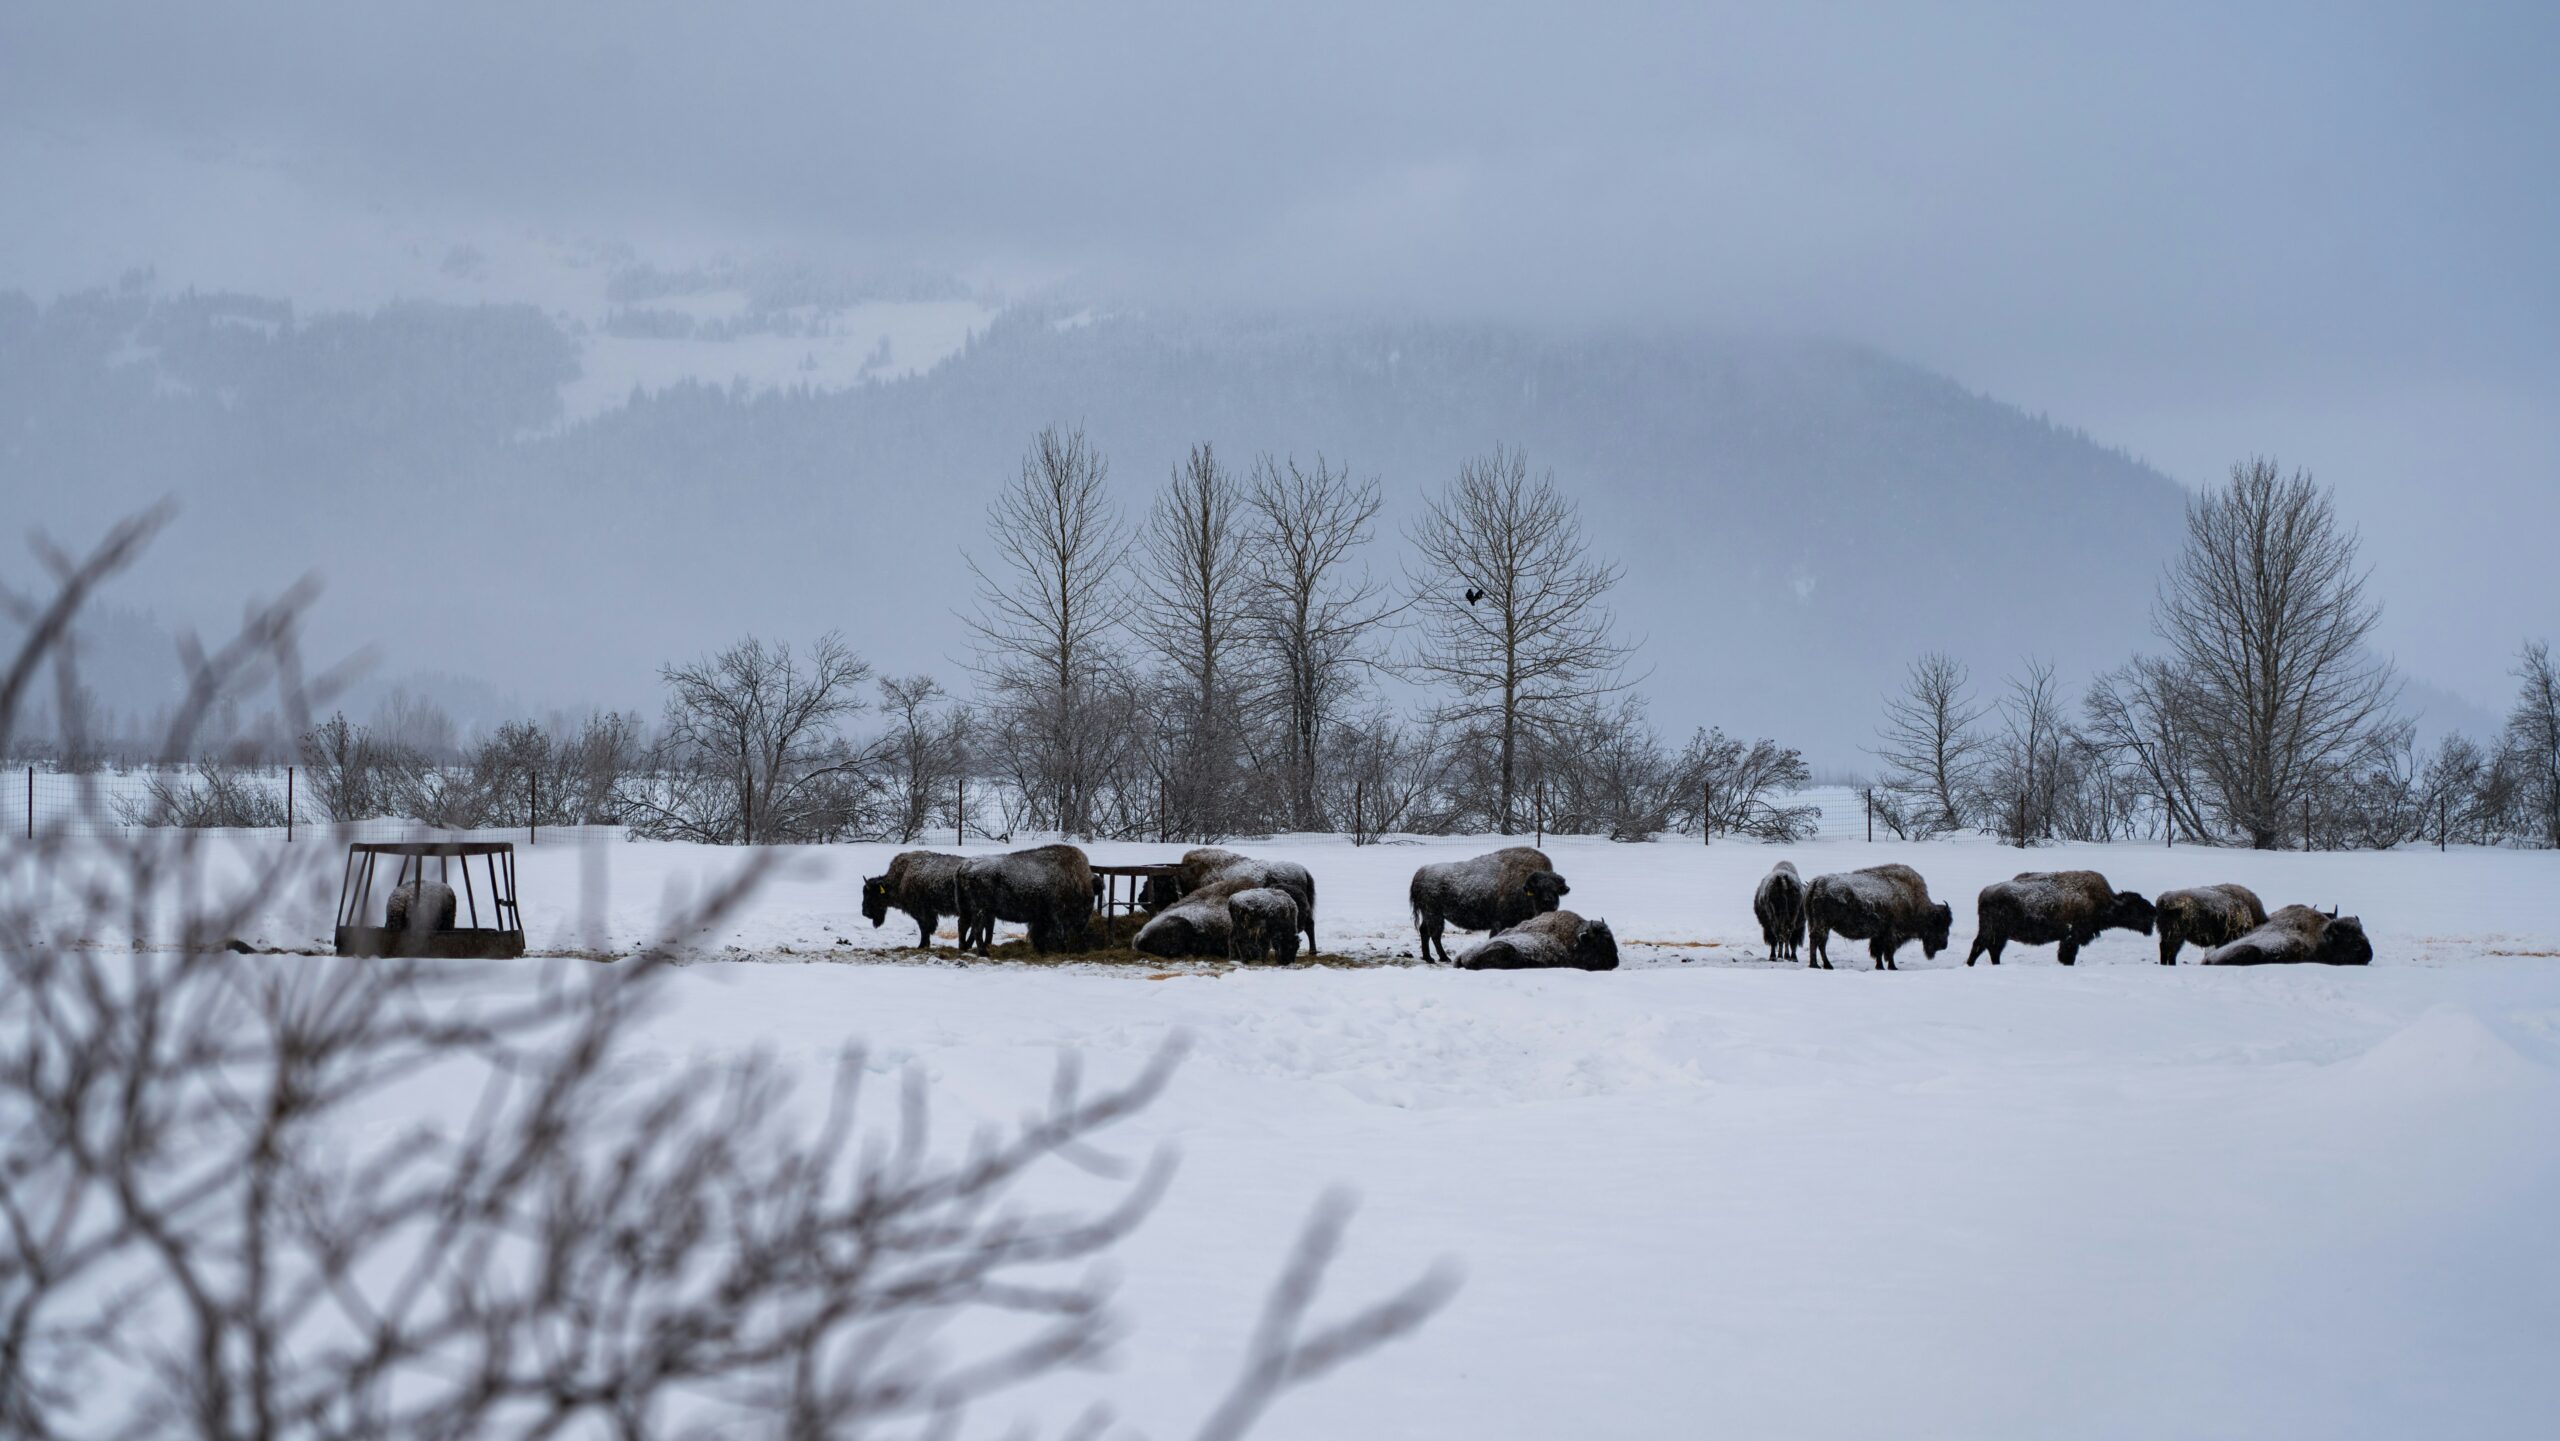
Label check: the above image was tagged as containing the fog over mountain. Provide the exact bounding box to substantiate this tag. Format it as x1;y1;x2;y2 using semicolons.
1;3;2551;765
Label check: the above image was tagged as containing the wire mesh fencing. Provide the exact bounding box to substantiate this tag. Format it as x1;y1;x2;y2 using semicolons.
7;764;624;847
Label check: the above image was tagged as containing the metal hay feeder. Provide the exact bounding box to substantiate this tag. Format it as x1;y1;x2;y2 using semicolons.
334;840;527;959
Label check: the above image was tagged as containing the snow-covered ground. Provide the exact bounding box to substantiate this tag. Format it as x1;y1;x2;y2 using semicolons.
19;796;2560;1437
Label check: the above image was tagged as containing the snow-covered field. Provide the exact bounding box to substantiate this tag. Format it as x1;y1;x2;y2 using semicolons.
20;794;2560;1437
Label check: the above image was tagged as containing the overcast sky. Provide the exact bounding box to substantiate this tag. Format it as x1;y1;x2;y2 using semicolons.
3;0;2554;705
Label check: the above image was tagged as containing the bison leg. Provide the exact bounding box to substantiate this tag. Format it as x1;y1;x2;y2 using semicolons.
1807;920;1830;969
1964;931;1992;967
2056;938;2080;967
912;909;936;949
2159;933;2181;966
1871;935;1896;971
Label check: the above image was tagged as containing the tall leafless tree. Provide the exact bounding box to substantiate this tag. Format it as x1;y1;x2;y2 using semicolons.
1244;454;1398;831
635;632;874;844
1405;445;1635;832
1989;657;2067;846
1871;652;1989;837
2155;459;2401;848
876;673;968;844
2505;638;2560;847
965;425;1131;836
2084;656;2214;843
1135;443;1256;838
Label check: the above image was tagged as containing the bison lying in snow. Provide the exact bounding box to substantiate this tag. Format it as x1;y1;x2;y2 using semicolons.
956;844;1094;955
2154;883;2268;966
1805;864;1952;971
2200;905;2373;966
1133;875;1260;958
385;879;458;932
1409;847;1570;964
1171;847;1317;953
1965;870;2156;967
1227;887;1303;965
1456;910;1619;972
1754;861;1806;961
861;849;966;948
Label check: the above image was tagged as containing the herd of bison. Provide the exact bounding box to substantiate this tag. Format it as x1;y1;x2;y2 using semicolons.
860;843;2375;970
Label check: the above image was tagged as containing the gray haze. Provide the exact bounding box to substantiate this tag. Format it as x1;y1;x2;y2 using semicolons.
2;2;2553;760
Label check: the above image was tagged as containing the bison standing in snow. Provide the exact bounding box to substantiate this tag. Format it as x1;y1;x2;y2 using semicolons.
1409;847;1570;964
2153;883;2268;966
1456;910;1619;972
2199;905;2373;966
861;849;966;948
1804;864;1952;971
1227;886;1304;965
1964;870;2156;967
1754;861;1806;961
956;844;1094;955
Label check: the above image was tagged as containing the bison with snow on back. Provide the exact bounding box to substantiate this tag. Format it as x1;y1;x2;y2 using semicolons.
1172;846;1318;953
1965;870;2156;967
1804;864;1952;971
956;844;1094;955
2153;883;2268;966
1456;910;1619;972
861;849;966;948
384;878;457;932
1409;847;1570;964
1133;875;1261;959
2200;905;2373;966
1227;886;1303;965
1754;861;1806;961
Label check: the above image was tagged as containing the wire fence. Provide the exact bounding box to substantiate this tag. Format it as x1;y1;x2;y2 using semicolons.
8;765;625;846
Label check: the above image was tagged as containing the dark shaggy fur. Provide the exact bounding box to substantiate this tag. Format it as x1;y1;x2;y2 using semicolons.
1133;876;1261;958
1754;861;1806;961
1965;870;2157;967
1804;864;1953;971
1227;886;1303;965
384;878;457;932
2153;884;2269;966
1456;910;1620;971
2200;905;2373;966
1172;847;1318;953
956;844;1095;955
860;850;966;948
1409;847;1570;964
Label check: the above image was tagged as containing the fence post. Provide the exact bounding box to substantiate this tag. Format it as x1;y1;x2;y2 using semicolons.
1353;776;1365;845
529;774;537;846
956;774;965;848
2302;794;2311;852
1535;778;1546;848
1702;780;1712;846
24;766;31;841
1865;787;1873;843
286;766;294;843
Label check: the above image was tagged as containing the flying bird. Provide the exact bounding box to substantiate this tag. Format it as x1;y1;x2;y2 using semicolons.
1465;587;1484;605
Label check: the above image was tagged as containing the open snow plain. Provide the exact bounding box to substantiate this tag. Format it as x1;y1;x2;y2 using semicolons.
28;794;2560;1439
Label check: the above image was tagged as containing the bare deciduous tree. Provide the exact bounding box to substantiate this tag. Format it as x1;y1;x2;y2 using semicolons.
876;673;968;844
632;633;874;844
1136;443;1256;839
1245;454;1398;831
965;425;1131;836
2084;656;2214;843
1406;445;1635;832
2505;638;2560;847
1988;657;2067;846
2155;459;2402;848
1872;652;1988;838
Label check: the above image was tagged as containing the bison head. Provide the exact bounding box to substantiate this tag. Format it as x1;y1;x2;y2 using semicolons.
1919;900;1955;958
1523;870;1569;915
2107;890;2158;936
860;877;891;927
2315;914;2374;966
1571;917;1621;972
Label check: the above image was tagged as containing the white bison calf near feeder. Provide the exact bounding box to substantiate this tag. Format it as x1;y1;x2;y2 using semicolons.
1754;860;1806;961
861;849;966;948
1965;870;2156;967
1804;863;1952;971
1227;886;1304;965
1409;846;1570;964
2200;905;2373;966
1456;910;1619;972
2152;883;2269;966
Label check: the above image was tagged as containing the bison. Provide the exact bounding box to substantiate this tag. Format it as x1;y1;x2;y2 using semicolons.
1227;886;1304;965
1409;847;1570;964
384;878;457;932
1171;847;1318;953
1804;864;1952;971
1754;861;1806;961
956;844;1094;955
1964;870;2156;967
2153;883;2268;966
1133;875;1261;958
2199;905;2373;966
1456;909;1619;972
860;849;966;948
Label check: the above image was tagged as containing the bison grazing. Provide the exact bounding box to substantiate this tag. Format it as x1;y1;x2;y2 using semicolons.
861;850;966;948
384;878;457;932
1754;861;1806;961
2200;905;2374;966
1964;870;2156;967
1456;910;1620;972
1133;876;1259;958
956;844;1094;955
1227;886;1304;965
1172;847;1318;953
1409;847;1570;964
2153;883;2269;966
1804;864;1952;971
